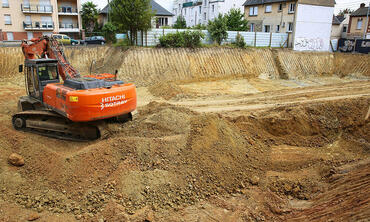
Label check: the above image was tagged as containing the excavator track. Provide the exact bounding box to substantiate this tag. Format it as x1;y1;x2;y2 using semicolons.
12;110;132;142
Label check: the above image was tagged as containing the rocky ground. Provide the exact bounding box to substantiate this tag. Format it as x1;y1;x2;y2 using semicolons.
0;74;369;221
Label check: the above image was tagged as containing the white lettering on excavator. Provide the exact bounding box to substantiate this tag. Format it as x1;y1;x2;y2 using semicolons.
100;95;127;110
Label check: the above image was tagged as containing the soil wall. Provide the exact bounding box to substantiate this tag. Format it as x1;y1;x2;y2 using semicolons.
1;47;369;86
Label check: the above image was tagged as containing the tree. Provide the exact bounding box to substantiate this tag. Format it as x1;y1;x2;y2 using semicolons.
173;15;187;29
225;8;249;31
81;1;99;33
338;8;353;16
207;14;228;45
110;0;154;45
102;22;118;43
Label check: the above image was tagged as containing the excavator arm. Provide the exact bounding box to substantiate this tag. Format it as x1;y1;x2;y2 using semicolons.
21;36;81;80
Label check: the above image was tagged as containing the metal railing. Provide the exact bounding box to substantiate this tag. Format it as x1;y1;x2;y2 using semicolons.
58;7;78;13
21;4;53;13
23;21;54;30
59;23;79;29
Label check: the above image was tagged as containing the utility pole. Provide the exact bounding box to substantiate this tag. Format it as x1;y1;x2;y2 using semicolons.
364;1;370;39
108;0;110;23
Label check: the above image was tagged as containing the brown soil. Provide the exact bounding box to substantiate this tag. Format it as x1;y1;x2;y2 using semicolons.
0;48;369;221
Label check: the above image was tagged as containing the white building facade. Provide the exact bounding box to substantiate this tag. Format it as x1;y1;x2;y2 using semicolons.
172;0;246;27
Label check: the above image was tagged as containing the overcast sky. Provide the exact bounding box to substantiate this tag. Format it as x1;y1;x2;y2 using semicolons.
81;0;369;14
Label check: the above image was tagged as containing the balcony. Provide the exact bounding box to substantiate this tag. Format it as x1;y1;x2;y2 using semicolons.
21;4;53;13
183;0;202;8
23;21;54;30
58;7;78;15
59;23;79;32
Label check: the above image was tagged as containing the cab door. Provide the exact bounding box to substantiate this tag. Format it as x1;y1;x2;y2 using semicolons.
25;66;41;100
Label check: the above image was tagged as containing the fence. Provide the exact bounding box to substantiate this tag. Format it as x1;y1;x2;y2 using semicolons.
135;29;289;47
338;38;370;54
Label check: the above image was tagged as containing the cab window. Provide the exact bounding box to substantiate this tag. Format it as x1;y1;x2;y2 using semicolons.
38;66;58;81
63;36;70;40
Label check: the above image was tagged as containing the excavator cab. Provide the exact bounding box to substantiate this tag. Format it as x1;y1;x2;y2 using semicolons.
18;59;60;111
22;59;60;100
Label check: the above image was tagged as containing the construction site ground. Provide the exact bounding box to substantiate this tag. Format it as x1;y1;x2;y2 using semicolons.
0;47;369;221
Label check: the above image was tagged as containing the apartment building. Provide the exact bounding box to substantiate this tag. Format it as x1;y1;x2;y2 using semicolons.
347;3;370;39
0;0;82;41
243;0;297;33
172;0;246;27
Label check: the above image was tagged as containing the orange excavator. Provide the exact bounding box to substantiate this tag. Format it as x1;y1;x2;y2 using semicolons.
12;36;137;141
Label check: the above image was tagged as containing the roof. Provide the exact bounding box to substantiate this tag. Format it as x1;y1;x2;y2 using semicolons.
151;0;173;16
100;0;173;16
243;0;291;6
336;15;345;23
332;16;342;25
351;6;369;17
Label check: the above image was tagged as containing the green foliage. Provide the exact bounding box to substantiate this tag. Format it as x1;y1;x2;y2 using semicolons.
183;31;205;47
110;0;154;45
159;32;184;47
338;8;353;16
225;8;249;31
159;31;205;48
192;24;207;30
207;14;228;45
102;22;118;43
234;33;246;48
173;16;187;29
81;1;99;33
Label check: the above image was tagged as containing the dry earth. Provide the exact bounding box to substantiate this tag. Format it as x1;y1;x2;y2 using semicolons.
0;47;369;222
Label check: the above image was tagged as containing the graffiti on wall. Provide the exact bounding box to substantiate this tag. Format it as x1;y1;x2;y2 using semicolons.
338;39;355;52
294;37;324;51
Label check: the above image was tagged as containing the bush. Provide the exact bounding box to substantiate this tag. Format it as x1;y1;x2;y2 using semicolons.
102;22;117;43
173;16;187;29
159;31;205;48
207;14;228;45
159;32;184;47
192;24;207;30
183;31;205;48
235;33;246;48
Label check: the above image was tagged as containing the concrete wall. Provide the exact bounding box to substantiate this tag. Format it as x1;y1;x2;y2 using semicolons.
1;47;368;86
293;4;334;51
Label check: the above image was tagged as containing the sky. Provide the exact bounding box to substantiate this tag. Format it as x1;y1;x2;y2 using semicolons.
81;0;369;14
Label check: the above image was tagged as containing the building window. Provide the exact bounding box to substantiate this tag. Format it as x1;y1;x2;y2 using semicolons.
2;0;9;7
184;8;186;15
278;3;283;11
158;17;168;27
276;25;280;32
357;19;363;30
288;3;296;13
4;14;11;25
342;25;347;33
204;12;206;20
250;23;255;32
265;5;272;13
249;6;258;16
212;5;214;13
264;25;270;33
288;22;293;32
199;6;201;14
6;32;13;40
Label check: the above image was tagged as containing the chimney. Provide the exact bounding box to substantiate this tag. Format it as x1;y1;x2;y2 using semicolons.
360;3;365;8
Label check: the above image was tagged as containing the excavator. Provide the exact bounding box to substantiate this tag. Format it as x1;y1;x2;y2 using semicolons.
12;36;137;141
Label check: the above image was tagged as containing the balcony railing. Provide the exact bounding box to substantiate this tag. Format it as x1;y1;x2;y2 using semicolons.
59;23;79;29
58;7;78;14
59;23;79;32
23;21;54;30
21;4;53;13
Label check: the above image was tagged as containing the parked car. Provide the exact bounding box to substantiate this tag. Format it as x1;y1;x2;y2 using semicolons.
84;36;106;45
51;34;79;45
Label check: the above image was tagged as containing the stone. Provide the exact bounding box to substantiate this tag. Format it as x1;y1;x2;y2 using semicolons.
250;176;260;185
8;153;25;166
27;213;40;221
